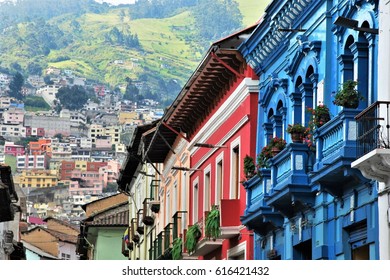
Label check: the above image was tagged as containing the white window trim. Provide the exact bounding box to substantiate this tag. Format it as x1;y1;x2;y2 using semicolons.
227;241;247;260
215;152;224;205
230;136;241;199
192;176;199;224
203;164;212;212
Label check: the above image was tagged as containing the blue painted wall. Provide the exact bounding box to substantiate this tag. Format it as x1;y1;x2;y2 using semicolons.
240;0;379;260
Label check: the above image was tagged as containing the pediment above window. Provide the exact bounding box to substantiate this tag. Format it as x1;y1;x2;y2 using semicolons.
285;36;321;77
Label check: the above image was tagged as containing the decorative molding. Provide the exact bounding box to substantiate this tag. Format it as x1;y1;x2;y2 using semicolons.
191;115;250;171
285;36;322;77
189;78;257;152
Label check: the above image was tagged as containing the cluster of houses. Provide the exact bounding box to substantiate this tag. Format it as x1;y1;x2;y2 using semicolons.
0;60;164;260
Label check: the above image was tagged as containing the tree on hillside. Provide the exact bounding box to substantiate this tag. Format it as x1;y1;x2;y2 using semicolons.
8;72;24;100
192;0;242;49
123;77;139;101
27;62;43;75
56;85;89;110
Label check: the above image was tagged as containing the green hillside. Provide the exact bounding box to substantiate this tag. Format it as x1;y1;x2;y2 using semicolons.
0;0;270;101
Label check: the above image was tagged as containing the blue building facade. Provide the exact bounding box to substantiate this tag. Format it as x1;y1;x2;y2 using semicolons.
240;0;379;259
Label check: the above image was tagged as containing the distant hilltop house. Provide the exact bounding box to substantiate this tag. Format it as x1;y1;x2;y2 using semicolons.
45;67;61;76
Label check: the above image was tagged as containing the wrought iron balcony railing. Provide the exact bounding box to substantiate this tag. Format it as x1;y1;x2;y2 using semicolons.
355;101;390;158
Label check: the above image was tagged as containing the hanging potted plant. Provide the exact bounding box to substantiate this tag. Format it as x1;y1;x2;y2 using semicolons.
287;124;306;143
205;205;221;241
243;155;256;180
185;224;201;254
333;80;363;108
172;238;183;260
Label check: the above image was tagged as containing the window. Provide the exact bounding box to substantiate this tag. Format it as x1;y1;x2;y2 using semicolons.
215;154;223;204
193;178;199;223
181;171;187;231
61;253;71;260
231;139;240;199
173;181;177;217
204;167;211;212
166;192;170;225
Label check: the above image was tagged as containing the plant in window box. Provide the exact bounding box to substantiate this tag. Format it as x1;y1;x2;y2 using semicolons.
205;205;221;241
287;123;306;143
333;80;363;108
243;155;256;180
172;238;183;260
185;224;201;254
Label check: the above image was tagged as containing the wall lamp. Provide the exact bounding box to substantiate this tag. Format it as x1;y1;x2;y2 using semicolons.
194;143;227;148
171;166;201;172
334;16;378;34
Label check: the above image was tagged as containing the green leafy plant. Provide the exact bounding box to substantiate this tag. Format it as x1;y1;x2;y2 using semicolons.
172;238;183;260
185;224;201;254
333;80;363;108
307;103;331;128
287;123;306;134
257;137;287;169
205;205;221;240
269;137;287;150
243;155;256;180
287;123;307;143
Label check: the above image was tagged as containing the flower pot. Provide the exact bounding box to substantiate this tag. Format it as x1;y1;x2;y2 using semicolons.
136;226;144;235
342;99;359;109
271;147;281;156
291;133;304;143
142;215;154;226
315;113;330;128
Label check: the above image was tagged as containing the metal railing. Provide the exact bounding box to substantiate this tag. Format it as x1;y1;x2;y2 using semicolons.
355;101;390;157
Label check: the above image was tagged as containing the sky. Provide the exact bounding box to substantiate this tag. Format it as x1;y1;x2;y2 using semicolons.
0;0;136;4
94;0;135;4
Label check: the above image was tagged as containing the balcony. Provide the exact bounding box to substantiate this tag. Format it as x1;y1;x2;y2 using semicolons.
219;199;241;239
266;143;314;218
240;169;283;235
189;213;223;257
311;108;366;197
142;198;155;227
352;101;390;185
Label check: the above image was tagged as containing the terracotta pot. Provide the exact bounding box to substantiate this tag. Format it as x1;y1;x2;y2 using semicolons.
291;133;304;143
271;147;281;156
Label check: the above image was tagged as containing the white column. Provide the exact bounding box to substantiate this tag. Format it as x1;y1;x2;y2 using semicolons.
378;0;390;260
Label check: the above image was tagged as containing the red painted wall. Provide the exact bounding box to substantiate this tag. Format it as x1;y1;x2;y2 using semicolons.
188;65;258;260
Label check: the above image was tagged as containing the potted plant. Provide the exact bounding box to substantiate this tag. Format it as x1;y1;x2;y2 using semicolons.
257;137;286;168
205;205;220;241
243;155;256;180
257;145;272;169
307;103;331;128
142;215;154;226
171;238;182;260
185;224;201;254
150;201;160;213
268;137;286;156
287;123;306;143
333;80;363;108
